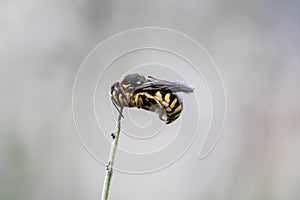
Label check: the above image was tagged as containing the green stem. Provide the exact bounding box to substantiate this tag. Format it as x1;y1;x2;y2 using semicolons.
101;108;123;200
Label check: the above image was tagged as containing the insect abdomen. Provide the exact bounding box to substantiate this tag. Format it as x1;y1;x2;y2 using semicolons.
157;91;183;124
132;90;183;124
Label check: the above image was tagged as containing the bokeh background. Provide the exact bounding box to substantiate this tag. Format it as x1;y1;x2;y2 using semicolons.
1;0;300;199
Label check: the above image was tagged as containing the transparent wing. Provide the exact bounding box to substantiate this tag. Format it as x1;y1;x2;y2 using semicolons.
134;75;194;93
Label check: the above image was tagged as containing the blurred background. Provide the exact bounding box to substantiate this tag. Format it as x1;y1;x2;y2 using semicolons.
1;0;300;199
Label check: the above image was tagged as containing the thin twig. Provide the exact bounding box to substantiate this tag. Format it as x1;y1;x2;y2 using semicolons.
101;107;123;200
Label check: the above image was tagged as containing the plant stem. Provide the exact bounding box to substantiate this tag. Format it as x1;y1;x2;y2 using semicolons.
101;108;123;200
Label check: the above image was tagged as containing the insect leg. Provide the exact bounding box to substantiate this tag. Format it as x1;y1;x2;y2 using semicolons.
112;101;124;118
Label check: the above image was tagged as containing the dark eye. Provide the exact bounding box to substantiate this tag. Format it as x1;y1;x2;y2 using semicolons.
110;83;116;95
110;85;115;95
110;82;120;95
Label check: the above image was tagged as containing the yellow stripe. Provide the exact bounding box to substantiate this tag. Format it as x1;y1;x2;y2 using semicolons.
170;98;177;109
145;93;154;99
167;113;181;123
170;113;181;120
175;113;181;118
164;93;171;103
135;94;139;106
122;84;131;89
173;104;182;114
113;94;118;104
155;91;162;99
118;94;123;104
136;81;142;84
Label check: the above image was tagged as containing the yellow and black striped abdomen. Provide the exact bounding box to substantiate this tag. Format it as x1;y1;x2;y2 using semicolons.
132;90;183;124
154;91;183;124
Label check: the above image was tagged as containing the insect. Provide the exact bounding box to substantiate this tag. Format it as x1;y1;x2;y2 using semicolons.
110;73;194;124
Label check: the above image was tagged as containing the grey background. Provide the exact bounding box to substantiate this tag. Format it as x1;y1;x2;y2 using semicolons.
1;0;300;200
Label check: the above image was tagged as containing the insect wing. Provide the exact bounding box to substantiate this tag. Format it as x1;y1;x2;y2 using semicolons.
134;77;194;94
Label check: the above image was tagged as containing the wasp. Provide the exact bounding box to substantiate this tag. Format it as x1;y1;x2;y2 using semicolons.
110;73;194;124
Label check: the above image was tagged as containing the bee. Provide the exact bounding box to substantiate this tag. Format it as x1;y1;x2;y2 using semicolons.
110;73;194;124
